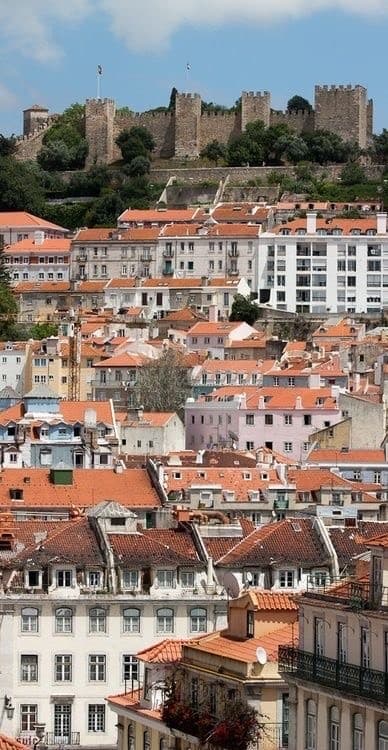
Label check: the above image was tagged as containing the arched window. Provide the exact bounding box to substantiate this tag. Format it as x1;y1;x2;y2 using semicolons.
89;607;106;633
160;739;168;750
378;720;388;750
190;607;207;633
352;713;364;750
123;608;140;633
21;607;39;633
55;607;73;633
156;608;174;634
329;706;340;750
127;723;135;750
305;700;316;750
143;731;150;750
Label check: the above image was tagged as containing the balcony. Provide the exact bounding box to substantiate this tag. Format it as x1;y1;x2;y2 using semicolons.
76;255;87;262
140;254;152;262
305;577;388;610
46;733;80;747
162;267;174;276
228;249;240;257
163;248;174;258
279;645;388;705
273;496;289;511
227;268;239;276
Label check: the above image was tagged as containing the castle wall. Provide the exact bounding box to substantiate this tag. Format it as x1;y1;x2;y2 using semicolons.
270;109;315;134
314;84;368;147
174;93;201;157
112;111;175;160
199;112;241;149
14;127;49;161
367;99;374;146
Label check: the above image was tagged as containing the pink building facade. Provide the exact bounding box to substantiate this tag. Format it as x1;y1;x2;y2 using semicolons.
185;386;342;461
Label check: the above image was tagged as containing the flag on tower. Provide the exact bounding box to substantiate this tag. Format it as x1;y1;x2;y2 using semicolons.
186;62;191;71
97;65;103;75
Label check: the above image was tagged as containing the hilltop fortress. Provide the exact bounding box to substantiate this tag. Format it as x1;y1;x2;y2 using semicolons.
16;85;373;166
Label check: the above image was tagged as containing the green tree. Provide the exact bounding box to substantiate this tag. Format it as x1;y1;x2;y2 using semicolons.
273;315;314;341
227;120;267;166
84;191;124;227
134;350;191;418
116;126;154;164
200;140;227;165
274;133;310;164
373;130;388;163
38;141;72;171
229;294;262;326
29;322;58;339
127;155;151;177
340;161;367;185
0;157;44;213
39;103;87;170
0;134;16;157
302;130;352;164
287;95;312;112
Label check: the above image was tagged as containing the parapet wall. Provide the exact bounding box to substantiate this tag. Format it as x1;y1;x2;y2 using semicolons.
270;109;315;133
314;84;368;148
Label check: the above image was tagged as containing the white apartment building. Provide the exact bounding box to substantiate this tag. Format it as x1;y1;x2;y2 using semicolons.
5;235;71;284
0;342;32;395
258;212;388;314
0;503;226;749
71;228;160;282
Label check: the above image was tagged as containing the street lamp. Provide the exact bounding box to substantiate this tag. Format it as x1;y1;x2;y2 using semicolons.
4;696;15;720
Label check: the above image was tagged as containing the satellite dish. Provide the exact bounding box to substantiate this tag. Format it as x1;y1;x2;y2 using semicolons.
223;572;241;599
256;647;267;665
246;572;253;585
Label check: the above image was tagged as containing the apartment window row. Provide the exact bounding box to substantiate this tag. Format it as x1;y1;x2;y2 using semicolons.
20;653;139;683
20;703;106;733
305;700;388;750
20;605;208;634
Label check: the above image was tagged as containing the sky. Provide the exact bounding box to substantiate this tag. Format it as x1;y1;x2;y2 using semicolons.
1;1;388;135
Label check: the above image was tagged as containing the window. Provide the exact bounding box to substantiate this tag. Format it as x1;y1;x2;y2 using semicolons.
55;654;72;682
379;720;388;750
20;704;37;732
123;655;139;682
88;705;105;732
265;414;273;425
123;608;140;633
247;610;254;637
190;607;207;632
314;617;325;656
56;570;72;587
143;732;151;750
352;713;364;750
180;570;195;588
128;724;135;750
360;626;370;668
88;654;106;681
122;570;139;589
21;607;39;633
304;414;312;425
281;694;289;748
55;607;73;633
190;677;199;708
89;607;106;633
156;607;174;633
305;700;317;750
27;570;40;588
246;441;254;451
284;414;293;425
337;622;347;663
246;414;254;425
156;570;175;588
279;570;294;588
284;442;293;453
88;571;102;588
21;654;38;682
329;706;340;750
375;471;382;484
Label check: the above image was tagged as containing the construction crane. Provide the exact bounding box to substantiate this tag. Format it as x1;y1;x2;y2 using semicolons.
68;310;82;401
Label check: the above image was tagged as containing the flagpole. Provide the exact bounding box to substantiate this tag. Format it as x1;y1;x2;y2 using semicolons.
185;63;190;90
97;71;101;100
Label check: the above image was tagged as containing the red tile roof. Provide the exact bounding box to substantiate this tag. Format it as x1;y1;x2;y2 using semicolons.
5;238;71;253
137;639;192;664
0;734;32;750
118;208;200;224
329;522;388;566
185;622;298;663
308;449;386;464
0;212;67;231
108;527;201;566
107;689;162;721
93;352;148;368
201;386;338;410
13;282;70;294
249;590;299;611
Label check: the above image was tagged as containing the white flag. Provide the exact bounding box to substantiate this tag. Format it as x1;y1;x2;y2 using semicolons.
97;65;103;75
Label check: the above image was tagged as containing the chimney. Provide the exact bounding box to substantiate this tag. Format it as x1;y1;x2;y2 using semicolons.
377;213;387;234
306;212;317;234
295;396;302;409
259;396;265;409
209;304;218;323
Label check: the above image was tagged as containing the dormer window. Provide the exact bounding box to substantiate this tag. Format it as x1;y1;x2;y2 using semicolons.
88;571;102;588
110;517;125;527
156;570;175;589
122;570;139;589
10;488;23;501
56;570;73;588
40;427;49;438
26;570;41;588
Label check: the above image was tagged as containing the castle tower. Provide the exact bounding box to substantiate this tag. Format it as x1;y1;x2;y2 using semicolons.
241;91;271;130
23;105;50;136
314;85;371;149
174;93;201;158
85;98;116;167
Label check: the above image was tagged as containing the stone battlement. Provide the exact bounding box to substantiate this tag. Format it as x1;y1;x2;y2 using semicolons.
16;84;374;165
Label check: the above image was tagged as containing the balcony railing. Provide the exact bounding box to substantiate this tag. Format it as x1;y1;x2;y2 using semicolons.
273;497;289;510
162;268;174;276
227;268;239;276
279;645;388;704
305;577;388;610
45;733;80;746
163;249;174;258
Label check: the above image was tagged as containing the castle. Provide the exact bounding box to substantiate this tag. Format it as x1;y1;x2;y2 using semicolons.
17;85;373;166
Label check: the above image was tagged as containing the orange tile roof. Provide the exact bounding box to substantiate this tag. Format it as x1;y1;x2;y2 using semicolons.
313;321;362;339
308;449;386;464
13;282;70;294
107;689;162;720
120;411;176;427
105;278;137;289
74;227;160;241
186;622;298;663
0;468;160;509
200;358;274;374
119;208;200;223
5;238;71;253
188;321;243;336
249;590;299;611
273;218;378;235
365;532;388;549
77;281;107;293
210;203;270;222
0;212;67;231
108;527;201;565
163;466;280;499
201;386;338;410
93;352;148;368
137;639;192;664
160;223;260;238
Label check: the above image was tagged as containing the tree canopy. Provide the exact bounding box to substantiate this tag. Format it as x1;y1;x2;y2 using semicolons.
134;350;191;418
287;95;312;112
200;140;227;164
116;126;155;164
39;103;87;170
229;294;262;326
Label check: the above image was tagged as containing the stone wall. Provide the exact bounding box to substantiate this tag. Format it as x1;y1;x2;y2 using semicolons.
270;108;315;134
199;112;240;150
174;93;201;157
241;91;271;129
112;111;175;160
85;98;116;166
314;85;369;148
